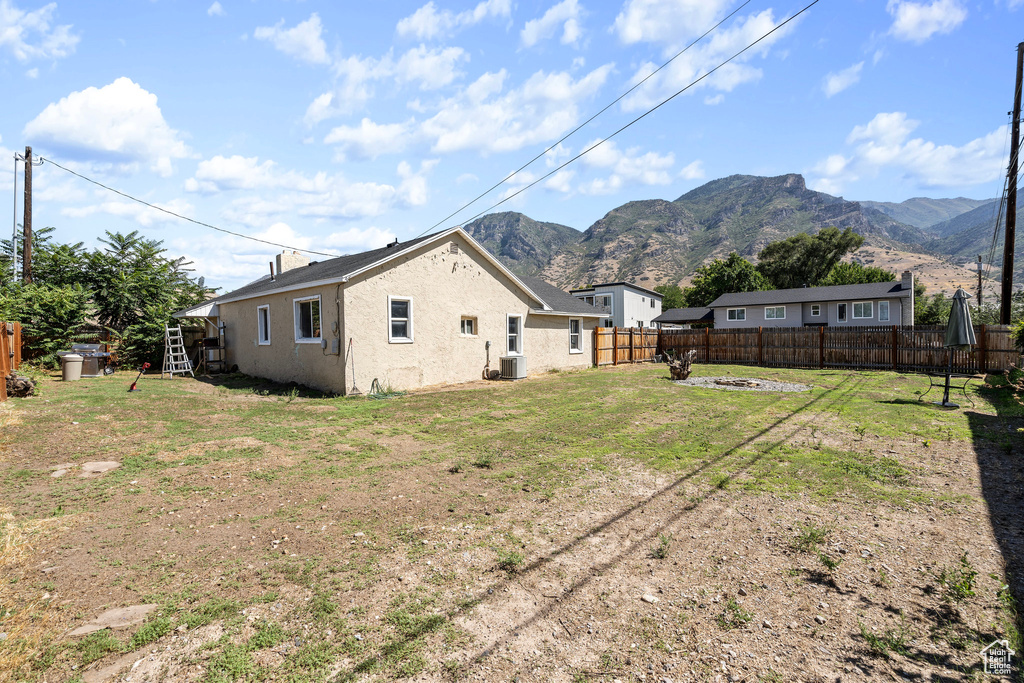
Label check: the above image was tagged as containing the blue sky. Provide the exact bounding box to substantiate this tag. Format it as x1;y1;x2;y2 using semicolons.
1;0;1021;291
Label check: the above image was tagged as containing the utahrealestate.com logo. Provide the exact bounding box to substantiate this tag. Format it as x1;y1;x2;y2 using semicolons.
981;639;1015;676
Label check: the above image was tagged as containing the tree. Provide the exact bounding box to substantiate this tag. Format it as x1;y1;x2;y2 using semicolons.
653;283;686;310
683;253;771;307
915;292;951;326
819;262;895;287
756;227;865;290
2;284;93;366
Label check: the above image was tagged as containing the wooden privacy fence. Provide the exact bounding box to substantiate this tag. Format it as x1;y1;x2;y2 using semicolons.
656;324;1017;374
1;321;23;402
594;327;660;366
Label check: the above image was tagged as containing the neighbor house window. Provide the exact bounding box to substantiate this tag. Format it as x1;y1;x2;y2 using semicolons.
727;308;746;321
293;296;321;343
460;317;476;336
837;303;847;322
879;301;890;322
853;301;873;319
811;304;821;316
388;296;413;343
765;306;785;320
651;298;656;308
257;305;271;345
569;319;582;353
637;321;644;328
507;315;522;355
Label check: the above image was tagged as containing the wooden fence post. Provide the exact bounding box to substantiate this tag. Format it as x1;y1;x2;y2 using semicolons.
629;328;635;363
612;327;618;366
593;327;598;367
978;325;987;374
705;327;710;363
819;326;825;369
891;325;898;372
758;327;763;366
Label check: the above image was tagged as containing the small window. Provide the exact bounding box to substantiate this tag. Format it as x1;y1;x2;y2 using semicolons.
837;303;847;322
257;305;271;345
811;304;821;316
389;296;413;343
460;317;476;336
637;321;644;328
764;306;785;320
569;319;581;353
507;315;522;355
727;308;746;321
853;301;873;319
294;296;321;343
650;298;656;308
449;242;460;254
879;301;890;322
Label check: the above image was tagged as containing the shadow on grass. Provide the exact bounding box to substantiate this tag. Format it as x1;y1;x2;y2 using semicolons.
194;372;334;399
329;374;868;681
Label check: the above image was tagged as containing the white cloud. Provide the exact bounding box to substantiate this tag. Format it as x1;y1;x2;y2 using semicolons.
886;0;966;43
25;66;36;78
394;45;468;88
61;197;195;227
621;10;797;111
0;0;79;62
612;0;732;46
521;0;584;48
823;61;863;97
678;160;704;179
23;77;192;177
578;139;675;194
324;119;414;161
254;13;330;65
811;111;1007;193
396;0;512;40
207;2;224;17
703;94;724;105
544;169;575;193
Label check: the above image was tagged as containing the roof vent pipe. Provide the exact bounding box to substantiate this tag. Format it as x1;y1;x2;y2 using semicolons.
269;262;275;281
387;238;399;249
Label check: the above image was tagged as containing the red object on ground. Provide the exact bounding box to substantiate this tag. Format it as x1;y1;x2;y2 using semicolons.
128;362;151;392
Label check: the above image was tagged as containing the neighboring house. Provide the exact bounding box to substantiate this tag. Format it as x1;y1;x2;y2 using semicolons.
173;228;606;394
652;307;714;329
708;271;914;329
570;282;663;328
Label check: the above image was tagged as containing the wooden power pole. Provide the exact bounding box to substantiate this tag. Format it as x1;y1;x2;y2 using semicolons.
1001;42;1024;324
21;146;32;284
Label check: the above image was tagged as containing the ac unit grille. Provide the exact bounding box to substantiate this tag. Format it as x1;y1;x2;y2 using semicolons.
499;356;526;380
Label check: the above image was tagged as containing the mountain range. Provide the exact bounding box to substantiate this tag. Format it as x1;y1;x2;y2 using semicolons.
462;173;1015;295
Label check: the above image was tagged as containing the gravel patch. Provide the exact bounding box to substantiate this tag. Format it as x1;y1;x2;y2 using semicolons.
673;376;812;392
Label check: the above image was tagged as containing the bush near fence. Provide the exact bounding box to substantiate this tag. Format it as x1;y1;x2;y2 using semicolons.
594;325;1017;375
1;321;23;402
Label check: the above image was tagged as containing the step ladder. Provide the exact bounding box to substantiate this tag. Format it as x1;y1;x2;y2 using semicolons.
162;324;194;378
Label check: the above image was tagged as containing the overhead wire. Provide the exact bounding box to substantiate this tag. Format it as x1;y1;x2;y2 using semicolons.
416;0;754;238
37;156;343;258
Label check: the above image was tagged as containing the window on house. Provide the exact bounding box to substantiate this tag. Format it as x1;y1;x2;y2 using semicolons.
257;305;271;345
460;317;476;336
637;321;644;328
853;301;873;319
569;319;581;353
765;306;786;320
727;308;746;321
837;303;847;322
811;304;821;316
389;297;413;342
651;298;656;308
604;318;614;327
507;315;522;354
879;301;890;322
585;296;594;305
294;296;321;343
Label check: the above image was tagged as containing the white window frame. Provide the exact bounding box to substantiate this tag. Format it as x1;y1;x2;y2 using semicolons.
293;295;322;344
852;301;873;319
388;296;414;343
727;308;746;322
764;306;786;320
810;304;821;317
569;318;582;354
837;303;848;323
506;314;523;355
879;301;890;322
460;316;477;337
650;298;656;309
257;304;271;346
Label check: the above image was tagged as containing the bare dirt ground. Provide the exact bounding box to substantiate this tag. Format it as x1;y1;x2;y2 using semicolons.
1;365;1021;683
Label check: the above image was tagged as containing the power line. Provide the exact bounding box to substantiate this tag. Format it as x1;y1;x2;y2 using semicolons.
38;156;342;258
450;0;821;230
417;0;754;238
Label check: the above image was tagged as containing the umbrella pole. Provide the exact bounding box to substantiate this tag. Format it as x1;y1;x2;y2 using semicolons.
942;348;953;406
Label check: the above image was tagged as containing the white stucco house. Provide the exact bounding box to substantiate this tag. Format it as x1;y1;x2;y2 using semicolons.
173;228;607;394
708;271;915;328
569;282;663;328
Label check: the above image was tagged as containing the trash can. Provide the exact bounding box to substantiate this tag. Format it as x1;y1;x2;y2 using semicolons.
61;353;83;382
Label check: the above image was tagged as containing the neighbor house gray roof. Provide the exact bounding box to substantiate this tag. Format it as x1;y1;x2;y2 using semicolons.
652;307;714;324
520;276;609;317
569;281;663;299
708;281;911;309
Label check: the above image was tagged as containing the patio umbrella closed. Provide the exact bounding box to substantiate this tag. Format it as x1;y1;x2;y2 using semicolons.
938;288;976;407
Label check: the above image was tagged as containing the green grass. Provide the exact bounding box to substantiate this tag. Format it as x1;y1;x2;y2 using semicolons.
717;598;753;630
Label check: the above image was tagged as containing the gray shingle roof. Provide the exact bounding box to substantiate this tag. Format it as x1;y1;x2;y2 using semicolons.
708;280;910;308
652;307;713;324
569;281;663;298
520;276;609;316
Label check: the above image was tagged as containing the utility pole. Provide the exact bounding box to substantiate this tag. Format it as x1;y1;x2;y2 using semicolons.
1001;42;1023;324
21;146;32;284
977;255;983;309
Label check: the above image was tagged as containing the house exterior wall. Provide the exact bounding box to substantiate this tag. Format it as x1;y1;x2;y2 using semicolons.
713;297;907;329
575;284;661;328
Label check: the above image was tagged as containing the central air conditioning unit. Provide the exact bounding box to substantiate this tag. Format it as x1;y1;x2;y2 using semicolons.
499;356;527;380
